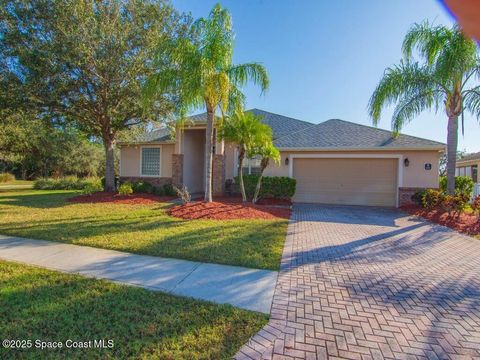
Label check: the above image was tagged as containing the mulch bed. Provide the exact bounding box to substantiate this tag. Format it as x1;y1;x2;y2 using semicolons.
402;205;480;236
68;192;175;205
168;200;291;220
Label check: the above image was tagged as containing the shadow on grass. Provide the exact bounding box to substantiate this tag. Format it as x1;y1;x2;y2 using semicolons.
0;190;78;209
0;261;268;359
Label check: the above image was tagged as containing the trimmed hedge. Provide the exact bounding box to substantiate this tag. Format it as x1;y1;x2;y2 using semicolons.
439;176;474;197
234;175;296;200
34;177;102;191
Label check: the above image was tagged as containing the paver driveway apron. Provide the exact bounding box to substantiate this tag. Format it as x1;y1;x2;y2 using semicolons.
237;204;480;359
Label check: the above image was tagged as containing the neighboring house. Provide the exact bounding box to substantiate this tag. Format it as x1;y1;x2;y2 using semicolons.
456;152;479;184
118;109;445;207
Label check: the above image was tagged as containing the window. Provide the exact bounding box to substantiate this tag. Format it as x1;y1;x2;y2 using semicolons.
141;147;161;176
241;156;262;175
233;148;262;176
472;165;478;183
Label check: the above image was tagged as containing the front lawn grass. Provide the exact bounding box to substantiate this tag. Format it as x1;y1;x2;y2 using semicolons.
0;190;287;270
0;260;267;359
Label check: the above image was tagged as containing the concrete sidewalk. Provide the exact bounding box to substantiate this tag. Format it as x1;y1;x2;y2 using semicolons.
0;234;277;314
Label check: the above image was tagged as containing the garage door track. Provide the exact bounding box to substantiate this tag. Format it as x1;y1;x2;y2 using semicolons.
237;204;480;359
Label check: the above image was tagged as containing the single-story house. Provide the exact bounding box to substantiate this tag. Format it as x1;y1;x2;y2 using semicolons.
118;109;445;207
456;152;479;183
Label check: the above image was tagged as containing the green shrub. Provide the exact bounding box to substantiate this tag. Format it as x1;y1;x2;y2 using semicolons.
33;177;101;191
441;194;469;214
163;183;176;196
411;189;427;206
421;189;444;209
439;176;474;197
131;181;155;194
118;183;133;196
0;173;15;183
81;178;103;195
234;175;296;200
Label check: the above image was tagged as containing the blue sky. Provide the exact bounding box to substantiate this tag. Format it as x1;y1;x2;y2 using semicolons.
173;0;480;152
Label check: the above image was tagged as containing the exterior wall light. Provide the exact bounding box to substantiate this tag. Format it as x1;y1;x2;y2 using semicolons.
404;158;410;167
285;157;289;166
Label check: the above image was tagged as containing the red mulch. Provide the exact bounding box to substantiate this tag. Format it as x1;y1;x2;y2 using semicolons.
168;200;291;220
402;205;480;236
68;192;175;205
213;196;292;206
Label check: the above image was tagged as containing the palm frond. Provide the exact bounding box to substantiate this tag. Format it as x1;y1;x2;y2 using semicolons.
402;21;451;64
391;89;443;134
368;61;440;125
227;63;269;92
463;86;480;120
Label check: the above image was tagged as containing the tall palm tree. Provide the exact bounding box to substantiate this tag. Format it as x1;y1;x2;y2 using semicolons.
369;21;480;194
219;110;272;201
144;4;269;202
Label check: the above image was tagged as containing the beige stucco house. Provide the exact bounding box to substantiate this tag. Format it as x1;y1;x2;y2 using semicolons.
456;152;479;183
119;109;445;207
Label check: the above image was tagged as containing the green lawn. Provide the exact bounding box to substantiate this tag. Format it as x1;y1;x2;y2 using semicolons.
0;260;267;359
0;190;287;270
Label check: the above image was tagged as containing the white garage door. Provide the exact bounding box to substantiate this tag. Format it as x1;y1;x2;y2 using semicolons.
293;158;398;207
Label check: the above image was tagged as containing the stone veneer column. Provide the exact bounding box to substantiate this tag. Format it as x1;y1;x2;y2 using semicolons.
212;154;225;196
172;154;183;187
398;187;427;207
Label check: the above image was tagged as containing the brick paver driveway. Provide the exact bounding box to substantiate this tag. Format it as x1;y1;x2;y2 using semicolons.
237;204;480;359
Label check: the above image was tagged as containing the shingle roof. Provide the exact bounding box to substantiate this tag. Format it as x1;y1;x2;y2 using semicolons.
458;152;480;162
132;127;174;143
124;109;445;150
185;108;313;140
274;119;445;150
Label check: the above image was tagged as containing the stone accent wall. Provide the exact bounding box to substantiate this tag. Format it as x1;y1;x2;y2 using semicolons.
172;154;183;187
399;187;425;207
212;154;225;196
119;177;171;187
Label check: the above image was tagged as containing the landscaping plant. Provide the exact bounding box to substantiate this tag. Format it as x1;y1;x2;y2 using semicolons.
235;175;296;201
471;195;480;215
220;110;273;202
144;4;269;202
369;21;480;195
439;175;474;197
251;140;281;204
118;183;133;196
0;173;15;183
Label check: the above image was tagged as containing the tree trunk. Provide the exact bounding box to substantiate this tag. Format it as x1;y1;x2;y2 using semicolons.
238;147;246;202
252;158;269;204
204;105;214;202
446;114;458;195
104;138;116;192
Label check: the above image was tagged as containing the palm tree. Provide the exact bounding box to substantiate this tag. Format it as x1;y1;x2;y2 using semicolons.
144;4;269;202
219;110;271;201
252;142;280;204
369;21;480;194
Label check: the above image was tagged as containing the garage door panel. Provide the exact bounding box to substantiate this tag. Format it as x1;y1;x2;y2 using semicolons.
293;158;397;206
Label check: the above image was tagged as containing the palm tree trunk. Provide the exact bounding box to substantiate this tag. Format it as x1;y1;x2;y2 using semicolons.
446;114;458;195
252;158;269;204
204;105;214;202
238;147;246;202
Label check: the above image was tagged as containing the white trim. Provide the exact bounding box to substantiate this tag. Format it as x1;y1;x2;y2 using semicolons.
139;145;162;177
287;153;403;207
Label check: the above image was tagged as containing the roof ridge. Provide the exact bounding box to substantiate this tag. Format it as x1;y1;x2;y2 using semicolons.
318;118;445;146
248;108;314;126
